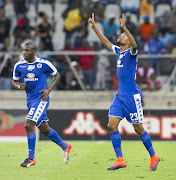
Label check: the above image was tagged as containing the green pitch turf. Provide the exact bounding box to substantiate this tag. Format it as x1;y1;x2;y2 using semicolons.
0;141;175;180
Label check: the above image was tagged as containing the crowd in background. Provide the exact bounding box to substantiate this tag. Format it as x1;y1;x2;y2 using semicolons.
0;0;176;91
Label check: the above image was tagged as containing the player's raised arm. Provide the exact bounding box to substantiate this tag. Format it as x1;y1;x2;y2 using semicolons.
88;13;113;51
119;13;137;54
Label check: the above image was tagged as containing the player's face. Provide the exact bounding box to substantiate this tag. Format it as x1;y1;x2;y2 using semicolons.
116;33;129;46
22;46;35;61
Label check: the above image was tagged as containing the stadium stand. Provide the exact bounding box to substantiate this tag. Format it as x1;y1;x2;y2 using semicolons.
0;0;176;94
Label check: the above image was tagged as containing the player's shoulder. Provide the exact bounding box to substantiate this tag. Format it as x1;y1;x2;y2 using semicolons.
36;57;52;65
36;57;54;69
14;59;27;68
126;48;138;57
112;45;120;54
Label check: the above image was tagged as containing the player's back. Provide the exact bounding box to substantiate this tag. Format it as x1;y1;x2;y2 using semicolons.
13;58;57;101
112;45;140;95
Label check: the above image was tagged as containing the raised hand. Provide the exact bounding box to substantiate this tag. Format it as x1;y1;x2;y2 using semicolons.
119;13;126;29
88;13;95;28
20;81;26;90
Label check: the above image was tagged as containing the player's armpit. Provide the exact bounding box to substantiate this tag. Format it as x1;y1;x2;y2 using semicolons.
130;47;138;56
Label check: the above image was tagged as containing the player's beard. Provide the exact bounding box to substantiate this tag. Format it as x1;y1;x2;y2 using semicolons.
116;41;125;46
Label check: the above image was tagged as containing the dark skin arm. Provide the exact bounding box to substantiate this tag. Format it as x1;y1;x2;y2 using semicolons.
12;80;26;90
119;13;137;54
39;72;60;101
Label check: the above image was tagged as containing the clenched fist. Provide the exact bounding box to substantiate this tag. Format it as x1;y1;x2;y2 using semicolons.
19;81;26;90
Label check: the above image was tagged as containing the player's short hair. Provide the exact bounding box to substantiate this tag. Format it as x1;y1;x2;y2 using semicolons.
24;42;37;51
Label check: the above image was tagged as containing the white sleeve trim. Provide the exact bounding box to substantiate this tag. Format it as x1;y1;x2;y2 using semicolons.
12;63;20;80
130;49;138;56
13;76;20;80
51;70;57;76
112;45;120;54
45;60;58;76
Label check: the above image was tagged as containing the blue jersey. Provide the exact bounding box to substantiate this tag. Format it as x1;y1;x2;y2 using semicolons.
112;45;140;95
13;57;57;101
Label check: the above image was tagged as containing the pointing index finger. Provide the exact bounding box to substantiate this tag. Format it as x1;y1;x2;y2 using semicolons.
92;13;94;20
122;13;125;19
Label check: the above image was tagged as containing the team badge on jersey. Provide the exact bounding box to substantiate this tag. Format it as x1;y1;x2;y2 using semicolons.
37;63;42;68
27;65;35;71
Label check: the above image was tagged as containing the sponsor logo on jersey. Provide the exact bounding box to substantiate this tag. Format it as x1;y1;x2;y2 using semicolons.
19;65;26;68
24;73;38;81
27;65;35;71
27;73;35;78
37;63;42;68
63;112;108;136
117;60;123;68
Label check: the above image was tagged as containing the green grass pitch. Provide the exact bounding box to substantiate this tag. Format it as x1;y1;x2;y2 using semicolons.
0;141;176;180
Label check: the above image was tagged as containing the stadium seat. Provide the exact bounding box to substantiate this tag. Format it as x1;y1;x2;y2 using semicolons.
104;4;120;21
53;3;67;50
87;22;103;43
155;4;171;17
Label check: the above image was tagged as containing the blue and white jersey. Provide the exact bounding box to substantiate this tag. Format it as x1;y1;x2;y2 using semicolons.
13;57;57;101
112;45;140;95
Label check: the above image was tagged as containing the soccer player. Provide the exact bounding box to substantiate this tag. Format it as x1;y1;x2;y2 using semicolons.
12;42;72;168
88;13;160;171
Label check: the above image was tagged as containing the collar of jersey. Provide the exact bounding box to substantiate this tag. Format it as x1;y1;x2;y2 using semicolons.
24;57;40;64
120;48;130;53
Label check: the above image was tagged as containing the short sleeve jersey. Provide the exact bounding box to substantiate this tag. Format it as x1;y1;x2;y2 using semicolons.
112;45;140;95
13;57;57;101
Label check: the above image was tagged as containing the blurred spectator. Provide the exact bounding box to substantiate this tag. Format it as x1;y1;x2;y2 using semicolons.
94;49;110;90
77;0;88;21
140;0;153;17
12;37;23;63
1;37;11;52
56;40;76;90
0;48;12;90
77;39;96;90
136;61;155;90
36;41;51;60
35;12;56;51
63;6;81;40
147;73;161;91
160;7;176;31
13;17;34;44
139;14;156;42
105;67;113;90
144;32;164;74
13;0;28;18
121;12;137;38
88;0;104;22
0;7;11;44
159;31;171;49
65;61;83;90
70;19;88;49
0;0;4;7
120;0;140;19
103;14;118;44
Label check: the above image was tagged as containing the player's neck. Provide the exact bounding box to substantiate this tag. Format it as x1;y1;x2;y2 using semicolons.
27;57;36;64
120;45;129;52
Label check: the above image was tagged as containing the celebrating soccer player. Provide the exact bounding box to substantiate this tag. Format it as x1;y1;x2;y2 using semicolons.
12;42;72;168
88;13;160;171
